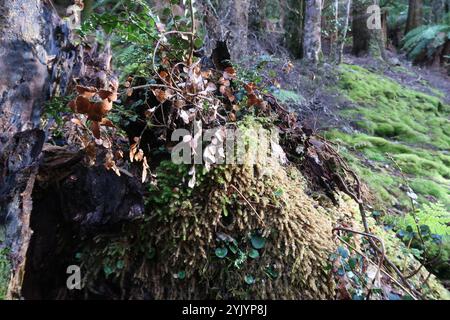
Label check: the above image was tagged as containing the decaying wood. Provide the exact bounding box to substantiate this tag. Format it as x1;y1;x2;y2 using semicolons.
20;144;144;299
0;0;65;298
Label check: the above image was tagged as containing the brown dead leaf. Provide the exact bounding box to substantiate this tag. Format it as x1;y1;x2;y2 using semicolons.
74;96;91;114
201;70;212;79
68;100;76;112
105;152;121;177
174;99;186;109
76;85;97;99
218;78;230;87
244;83;256;93
223;67;236;80
98;89;117;102
153;89;169;103
129;138;140;163
135;149;144;162
86;102;104;122
159;71;170;82
248;93;262;107
205;82;217;92
282;61;294;74
115;150;124;160
228;112;236;122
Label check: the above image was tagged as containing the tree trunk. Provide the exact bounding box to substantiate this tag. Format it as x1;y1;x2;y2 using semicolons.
352;0;386;59
303;0;322;63
0;0;87;299
228;0;251;58
405;0;423;34
337;0;352;64
200;0;250;60
0;0;60;298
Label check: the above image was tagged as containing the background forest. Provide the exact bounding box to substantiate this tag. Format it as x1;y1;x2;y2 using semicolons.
0;0;449;301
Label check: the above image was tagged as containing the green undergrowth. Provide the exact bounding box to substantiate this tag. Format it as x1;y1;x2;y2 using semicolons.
326;64;450;209
0;247;11;300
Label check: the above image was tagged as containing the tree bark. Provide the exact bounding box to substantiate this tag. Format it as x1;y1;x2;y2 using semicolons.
337;0;352;64
352;0;386;59
303;0;322;63
405;0;423;34
200;0;250;60
0;0;80;299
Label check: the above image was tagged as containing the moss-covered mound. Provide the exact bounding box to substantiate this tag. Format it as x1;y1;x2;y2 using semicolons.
143;162;336;299
75;121;449;300
104;123;338;299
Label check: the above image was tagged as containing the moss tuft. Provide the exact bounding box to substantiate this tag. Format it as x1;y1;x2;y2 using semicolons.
0;248;11;300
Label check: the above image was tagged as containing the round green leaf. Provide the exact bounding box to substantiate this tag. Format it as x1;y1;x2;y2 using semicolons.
177;271;186;280
116;260;125;270
251;235;266;249
248;249;260;259
215;247;228;259
244;275;255;285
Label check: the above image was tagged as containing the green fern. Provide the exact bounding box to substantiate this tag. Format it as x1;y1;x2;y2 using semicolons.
402;24;450;62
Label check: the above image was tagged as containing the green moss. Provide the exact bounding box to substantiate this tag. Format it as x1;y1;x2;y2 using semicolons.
273;89;305;104
325;65;450;208
0;248;11;300
410;179;449;201
393;154;450;177
339;65;449;150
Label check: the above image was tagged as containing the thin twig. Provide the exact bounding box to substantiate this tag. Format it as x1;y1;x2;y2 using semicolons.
333;227;385;300
230;184;265;225
188;0;196;66
335;235;419;300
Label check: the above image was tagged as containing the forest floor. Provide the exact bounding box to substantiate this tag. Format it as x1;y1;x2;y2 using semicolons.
260;51;450;284
246;49;450;217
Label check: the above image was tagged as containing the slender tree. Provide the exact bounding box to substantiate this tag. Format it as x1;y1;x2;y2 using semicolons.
303;0;322;63
337;0;352;64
